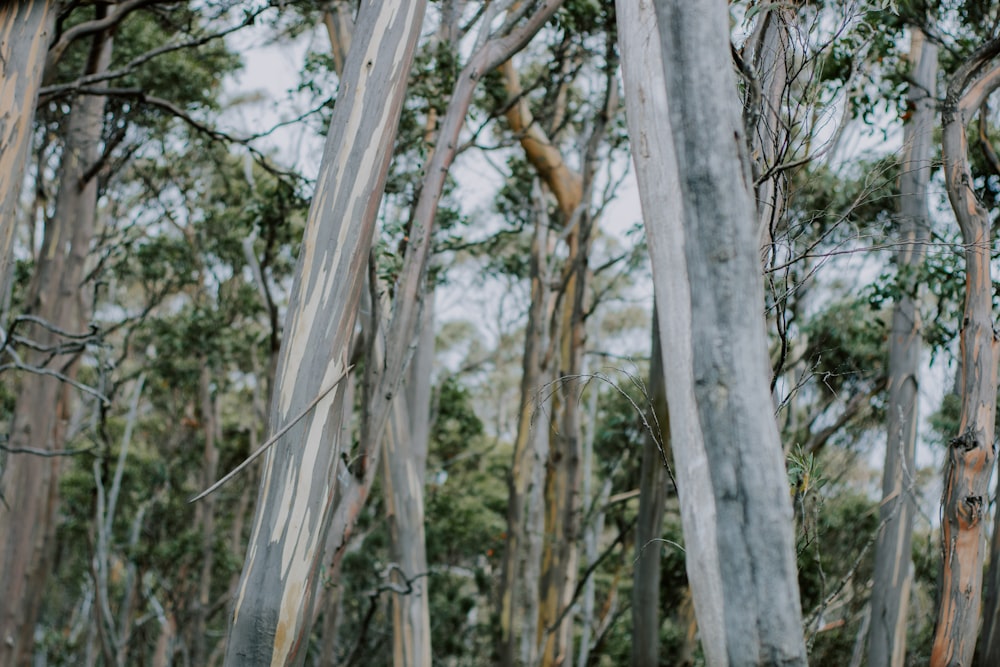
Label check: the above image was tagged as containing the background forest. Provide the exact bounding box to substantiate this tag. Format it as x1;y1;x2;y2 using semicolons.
3;0;1000;665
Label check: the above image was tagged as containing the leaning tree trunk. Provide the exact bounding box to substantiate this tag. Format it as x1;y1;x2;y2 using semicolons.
930;39;1000;667
0;1;56;314
867;29;937;667
0;22;112;667
624;1;810;664
221;3;428;665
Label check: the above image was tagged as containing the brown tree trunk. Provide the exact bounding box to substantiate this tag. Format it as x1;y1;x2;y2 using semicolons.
0;20;112;666
930;39;1000;667
193;364;221;667
867;29;937;667
0;1;56;312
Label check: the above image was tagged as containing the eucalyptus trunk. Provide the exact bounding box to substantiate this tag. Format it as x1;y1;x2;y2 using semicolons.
867;29;937;667
0;22;112;666
498;189;555;667
380;296;435;667
222;3;427;664
616;7;680;665
930;38;1000;667
746;2;796;246
624;1;809;664
0;1;56;313
631;311;671;667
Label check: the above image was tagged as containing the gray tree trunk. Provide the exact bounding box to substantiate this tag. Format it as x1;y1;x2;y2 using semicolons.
0;21;112;666
221;3;428;664
380;295;435;667
498;187;554;667
616;3;724;662
867;29;937;667
623;1;810;664
746;3;795;247
631;311;671;667
0;1;56;315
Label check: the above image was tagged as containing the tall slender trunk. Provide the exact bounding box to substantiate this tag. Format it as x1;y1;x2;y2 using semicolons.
631;311;671;667
746;3;796;247
538;216;592;667
0;21;112;666
498;188;555;667
380;296;435;667
222;4;428;664
930;38;1000;667
867;29;937;667
193;365;221;666
0;1;56;312
624;1;809;664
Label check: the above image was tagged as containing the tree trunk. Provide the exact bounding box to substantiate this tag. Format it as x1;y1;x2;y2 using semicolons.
867;29;937;667
497;48;604;666
616;1;725;662
930;39;1000;667
222;3;428;664
0;1;56;313
0;21;112;666
193;364;222;667
498;186;554;667
631;311;672;667
380;297;435;667
745;3;796;246
624;1;809;664
616;9;686;665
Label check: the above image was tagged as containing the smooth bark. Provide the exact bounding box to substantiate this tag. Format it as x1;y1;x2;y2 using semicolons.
745;2;796;246
380;297;435;667
222;4;428;664
498;183;554;667
616;1;724;662
631;312;672;667
867;29;937;667
930;38;1000;667
0;21;112;666
629;1;809;664
0;1;56;314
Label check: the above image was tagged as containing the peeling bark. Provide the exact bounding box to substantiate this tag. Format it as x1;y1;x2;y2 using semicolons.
0;1;56;314
222;4;428;664
930;39;1000;667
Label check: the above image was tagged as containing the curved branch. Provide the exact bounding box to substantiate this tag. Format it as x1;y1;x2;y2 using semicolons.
45;0;173;74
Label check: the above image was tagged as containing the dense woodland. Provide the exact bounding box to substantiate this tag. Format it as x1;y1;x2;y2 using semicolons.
5;0;1000;665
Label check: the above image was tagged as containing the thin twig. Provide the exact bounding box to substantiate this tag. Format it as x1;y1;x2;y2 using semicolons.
189;364;353;502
